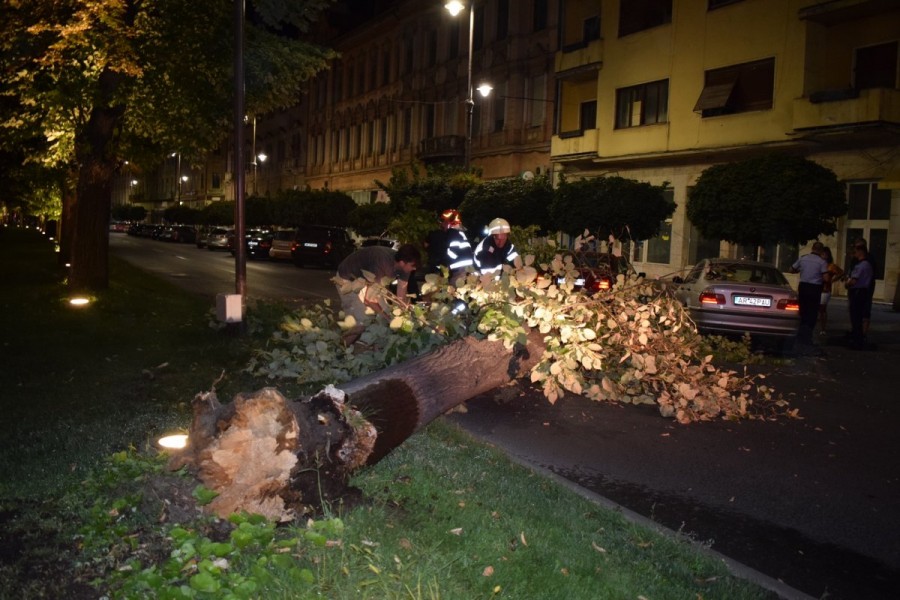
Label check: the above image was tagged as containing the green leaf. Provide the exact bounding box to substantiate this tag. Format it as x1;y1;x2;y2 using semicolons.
189;571;221;593
191;485;219;506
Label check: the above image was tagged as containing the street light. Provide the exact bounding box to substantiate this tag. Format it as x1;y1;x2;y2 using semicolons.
253;151;267;195
446;0;491;171
179;175;189;205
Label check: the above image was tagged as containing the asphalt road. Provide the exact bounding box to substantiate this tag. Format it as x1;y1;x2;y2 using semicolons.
450;304;900;600
111;236;900;598
109;233;338;303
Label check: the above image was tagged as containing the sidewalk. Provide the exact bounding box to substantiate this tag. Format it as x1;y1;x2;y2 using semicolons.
818;297;900;349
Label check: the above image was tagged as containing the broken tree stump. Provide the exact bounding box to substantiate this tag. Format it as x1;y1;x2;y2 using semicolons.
168;331;543;521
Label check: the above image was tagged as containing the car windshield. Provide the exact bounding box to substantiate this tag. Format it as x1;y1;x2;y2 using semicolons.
704;262;788;285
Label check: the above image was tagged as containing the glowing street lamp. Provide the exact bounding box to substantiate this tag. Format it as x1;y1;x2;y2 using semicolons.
254;152;267;194
446;0;492;171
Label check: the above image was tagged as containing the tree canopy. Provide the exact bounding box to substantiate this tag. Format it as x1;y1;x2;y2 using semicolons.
459;175;553;236
550;176;675;241
0;0;336;290
687;153;847;247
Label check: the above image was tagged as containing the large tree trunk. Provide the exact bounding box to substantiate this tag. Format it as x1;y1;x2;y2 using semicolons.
69;69;125;292
169;331;544;521
58;168;79;268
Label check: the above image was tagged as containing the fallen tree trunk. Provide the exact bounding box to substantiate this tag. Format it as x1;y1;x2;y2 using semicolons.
168;331;544;521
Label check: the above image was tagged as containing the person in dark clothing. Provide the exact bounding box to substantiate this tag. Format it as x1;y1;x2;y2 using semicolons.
423;209;473;282
846;242;874;349
473;218;520;275
333;244;420;344
790;241;829;345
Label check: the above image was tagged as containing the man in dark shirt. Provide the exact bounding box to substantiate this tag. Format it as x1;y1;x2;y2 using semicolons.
334;244;419;343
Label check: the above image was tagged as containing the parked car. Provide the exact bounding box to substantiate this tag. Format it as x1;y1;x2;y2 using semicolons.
360;237;401;251
228;229;274;260
554;251;639;294
668;258;800;341
169;225;197;244
290;225;356;268
268;229;298;261
205;227;233;251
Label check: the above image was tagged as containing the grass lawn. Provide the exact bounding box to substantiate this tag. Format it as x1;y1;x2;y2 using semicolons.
0;226;775;599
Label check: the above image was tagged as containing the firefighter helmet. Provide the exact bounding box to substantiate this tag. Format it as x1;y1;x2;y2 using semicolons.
440;209;462;225
487;218;511;235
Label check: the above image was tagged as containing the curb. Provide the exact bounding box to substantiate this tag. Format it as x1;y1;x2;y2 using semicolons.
468;433;818;600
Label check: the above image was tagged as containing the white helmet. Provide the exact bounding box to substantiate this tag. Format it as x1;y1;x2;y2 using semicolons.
487;218;511;235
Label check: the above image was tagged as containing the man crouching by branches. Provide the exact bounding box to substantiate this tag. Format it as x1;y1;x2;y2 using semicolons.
333;244;420;345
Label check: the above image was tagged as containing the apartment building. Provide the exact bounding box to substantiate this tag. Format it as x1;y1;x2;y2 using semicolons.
295;0;559;203
553;0;899;302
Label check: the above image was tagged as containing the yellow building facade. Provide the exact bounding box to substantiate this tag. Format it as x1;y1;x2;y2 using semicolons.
552;0;899;303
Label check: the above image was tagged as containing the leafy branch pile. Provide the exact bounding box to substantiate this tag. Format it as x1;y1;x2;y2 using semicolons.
248;255;789;423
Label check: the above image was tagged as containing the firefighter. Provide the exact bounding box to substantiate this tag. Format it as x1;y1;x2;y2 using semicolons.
424;208;473;282
473;217;519;275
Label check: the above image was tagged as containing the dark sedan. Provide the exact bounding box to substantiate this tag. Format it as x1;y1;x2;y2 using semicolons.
229;229;274;260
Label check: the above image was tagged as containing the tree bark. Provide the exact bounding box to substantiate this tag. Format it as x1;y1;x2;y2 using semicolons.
69;69;125;291
169;331;544;521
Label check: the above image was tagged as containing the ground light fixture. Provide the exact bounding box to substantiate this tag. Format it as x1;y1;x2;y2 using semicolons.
158;433;189;450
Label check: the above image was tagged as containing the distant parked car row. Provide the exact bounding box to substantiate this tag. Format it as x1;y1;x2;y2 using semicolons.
127;223;195;243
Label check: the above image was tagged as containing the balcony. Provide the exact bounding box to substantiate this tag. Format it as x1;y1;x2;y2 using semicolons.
418;135;465;163
551;129;598;159
556;38;603;75
792;87;900;131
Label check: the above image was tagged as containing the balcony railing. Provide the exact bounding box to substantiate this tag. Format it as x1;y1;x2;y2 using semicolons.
793;87;900;131
418;135;465;161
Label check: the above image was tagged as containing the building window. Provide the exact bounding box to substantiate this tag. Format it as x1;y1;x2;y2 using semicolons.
403;36;413;75
854;41;898;90
619;0;672;37
580;100;597;130
615;79;669;128
472;102;482;136
646;217;673;264
347;64;355;97
492;84;506;132
473;5;485;51
848;181;892;279
694;58;774;117
425;104;435;138
528;74;547;127
403;109;412;147
381;47;391;86
533;0;548;32
583;16;601;43
497;0;509;41
333;65;343;102
736;242;798;272
426;30;437;67
448;21;460;59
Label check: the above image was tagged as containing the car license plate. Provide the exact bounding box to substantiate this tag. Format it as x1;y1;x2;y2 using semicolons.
733;295;771;307
248;241;258;247
303;242;318;248
555;277;585;286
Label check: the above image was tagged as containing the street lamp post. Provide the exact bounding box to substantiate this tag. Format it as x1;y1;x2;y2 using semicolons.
255;152;267;195
446;0;492;172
